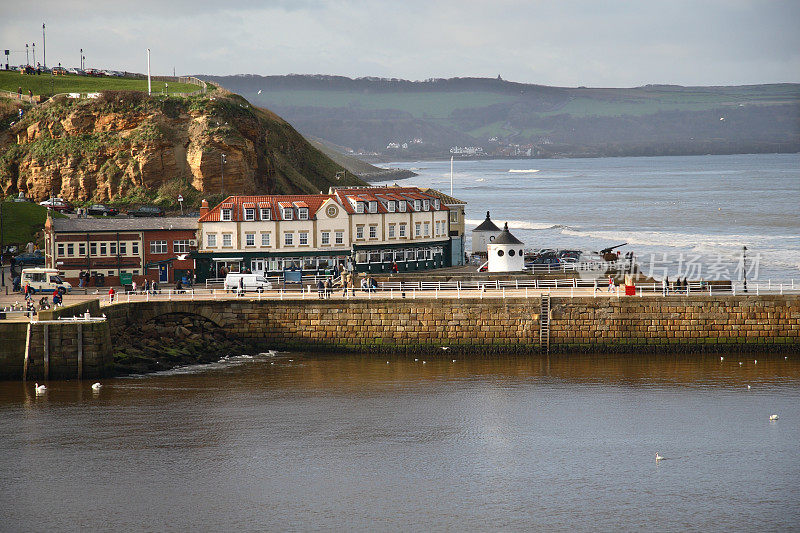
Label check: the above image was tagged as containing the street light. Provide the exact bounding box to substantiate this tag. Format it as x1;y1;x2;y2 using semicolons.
26;43;29;65
42;23;46;68
221;153;227;195
742;246;748;293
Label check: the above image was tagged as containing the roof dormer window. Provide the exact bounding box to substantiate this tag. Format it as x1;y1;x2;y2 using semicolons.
244;208;255;221
260;207;271;221
221;208;232;221
433;199;440;209
423;199;430;211
356;202;365;214
414;200;421;211
387;201;396;213
368;201;377;213
298;207;309;220
283;207;293;220
398;201;407;212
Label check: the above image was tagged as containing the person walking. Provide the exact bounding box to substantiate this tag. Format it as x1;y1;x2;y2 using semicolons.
78;270;85;288
348;271;356;297
608;276;614;293
325;277;332;298
132;280;137;293
24;281;32;301
317;279;324;299
108;286;115;303
340;271;348;297
238;275;244;296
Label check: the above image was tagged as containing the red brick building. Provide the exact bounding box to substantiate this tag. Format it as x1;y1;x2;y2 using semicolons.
44;216;198;286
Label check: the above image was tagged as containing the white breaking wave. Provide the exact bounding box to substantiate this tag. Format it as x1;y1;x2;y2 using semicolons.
465;219;572;231
508;169;540;173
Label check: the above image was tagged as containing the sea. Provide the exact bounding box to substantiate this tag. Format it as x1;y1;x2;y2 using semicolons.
377;153;800;285
1;352;798;531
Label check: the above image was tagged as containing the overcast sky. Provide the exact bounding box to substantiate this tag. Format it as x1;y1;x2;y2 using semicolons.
3;1;799;86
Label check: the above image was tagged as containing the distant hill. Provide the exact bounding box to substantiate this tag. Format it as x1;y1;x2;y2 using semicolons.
201;75;800;159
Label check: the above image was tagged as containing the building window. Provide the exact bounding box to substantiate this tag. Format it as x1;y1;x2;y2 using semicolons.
221;208;232;221
67;243;74;256
245;233;255;247
110;242;117;255
299;232;308;245
435;221;440;236
79;243;86;256
282;207;293;220
414;200;421;211
174;240;191;253
321;231;330;245
150;241;168;254
369;225;377;239
423;222;430;237
368;201;377;213
90;243;97;256
298;208;309;220
434;199;440;209
423;199;430;211
244;208;255;221
222;234;232;247
207;234;217;247
260;208;271;221
57;243;64;256
284;232;293;246
356;225;364;239
261;233;271;247
415;222;421;237
451;210;458;223
387;201;396;213
399;224;406;238
119;242;127;255
356;202;364;214
335;231;344;245
100;243;107;256
388;224;395;238
132;242;139;255
398;201;407;212
108;271;114;276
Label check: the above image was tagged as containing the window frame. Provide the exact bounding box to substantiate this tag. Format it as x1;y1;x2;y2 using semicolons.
207;234;217;247
244;208;256;221
222;234;232;248
221;208;232;221
150;240;168;254
260;208;271;221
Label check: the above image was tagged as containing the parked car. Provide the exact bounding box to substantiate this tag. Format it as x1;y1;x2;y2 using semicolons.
224;273;273;292
52;66;68;76
39;197;74;213
128;205;164;217
87;204;119;216
20;268;72;294
13;251;45;266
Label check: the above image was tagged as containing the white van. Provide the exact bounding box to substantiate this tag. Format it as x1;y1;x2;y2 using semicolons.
21;268;73;294
224;273;273;292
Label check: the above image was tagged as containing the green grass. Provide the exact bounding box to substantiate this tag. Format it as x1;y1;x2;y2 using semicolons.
0;71;199;97
0;200;65;245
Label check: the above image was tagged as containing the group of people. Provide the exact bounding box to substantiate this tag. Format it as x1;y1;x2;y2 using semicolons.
314;272;380;299
662;277;692;295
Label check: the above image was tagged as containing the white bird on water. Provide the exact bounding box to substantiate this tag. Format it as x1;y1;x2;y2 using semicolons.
441;346;450;351
91;382;102;391
655;453;664;462
769;414;779;421
34;383;46;394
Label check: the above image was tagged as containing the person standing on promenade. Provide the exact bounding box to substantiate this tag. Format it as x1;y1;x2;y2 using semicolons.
608;276;614;293
79;270;85;288
325;277;332;298
317;279;325;299
348;271;356;297
132;280;137;293
108;287;115;303
340;271;348;297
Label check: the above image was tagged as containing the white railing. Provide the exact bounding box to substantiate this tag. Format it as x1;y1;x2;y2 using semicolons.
98;278;800;305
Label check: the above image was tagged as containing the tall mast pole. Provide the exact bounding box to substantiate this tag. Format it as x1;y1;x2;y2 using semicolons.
450;156;454;196
146;49;151;95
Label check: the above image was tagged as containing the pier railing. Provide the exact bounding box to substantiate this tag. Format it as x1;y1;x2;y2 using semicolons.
95;278;799;305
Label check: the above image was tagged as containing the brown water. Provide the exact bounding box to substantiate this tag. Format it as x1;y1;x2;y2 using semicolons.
1;352;799;531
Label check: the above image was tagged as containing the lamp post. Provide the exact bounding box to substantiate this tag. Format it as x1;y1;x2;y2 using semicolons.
80;48;83;70
0;197;5;288
221;153;227;195
742;246;748;293
42;23;46;68
32;43;35;67
26;44;29;65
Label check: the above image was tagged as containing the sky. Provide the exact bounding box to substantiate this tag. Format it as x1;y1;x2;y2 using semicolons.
2;0;799;87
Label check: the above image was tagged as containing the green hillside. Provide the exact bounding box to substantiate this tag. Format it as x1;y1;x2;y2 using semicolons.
0;71;198;97
0;200;65;246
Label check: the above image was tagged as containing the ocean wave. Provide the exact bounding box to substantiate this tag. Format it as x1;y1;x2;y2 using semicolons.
508;169;540;173
465;219;573;231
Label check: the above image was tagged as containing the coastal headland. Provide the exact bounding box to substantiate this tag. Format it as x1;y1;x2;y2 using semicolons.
2;293;798;380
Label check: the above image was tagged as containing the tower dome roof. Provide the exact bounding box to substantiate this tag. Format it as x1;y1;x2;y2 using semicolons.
473;211;501;231
490;222;523;245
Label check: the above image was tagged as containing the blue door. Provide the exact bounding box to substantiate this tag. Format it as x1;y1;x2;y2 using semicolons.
158;264;168;283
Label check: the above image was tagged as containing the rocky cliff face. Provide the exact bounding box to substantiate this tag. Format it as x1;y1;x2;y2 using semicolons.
0;89;365;204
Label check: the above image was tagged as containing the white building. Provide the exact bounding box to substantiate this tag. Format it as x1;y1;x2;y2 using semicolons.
471;211;501;254
487;223;525;272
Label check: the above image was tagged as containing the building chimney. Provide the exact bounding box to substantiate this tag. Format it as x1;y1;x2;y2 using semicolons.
199;199;209;218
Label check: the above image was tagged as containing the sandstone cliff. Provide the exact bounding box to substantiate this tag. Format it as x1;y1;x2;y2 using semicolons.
0;88;365;205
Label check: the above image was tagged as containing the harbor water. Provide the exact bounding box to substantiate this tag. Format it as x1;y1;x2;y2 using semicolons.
1;352;798;531
378;153;800;284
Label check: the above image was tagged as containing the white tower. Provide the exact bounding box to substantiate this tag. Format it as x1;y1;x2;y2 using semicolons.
471;211;501;254
487;223;524;272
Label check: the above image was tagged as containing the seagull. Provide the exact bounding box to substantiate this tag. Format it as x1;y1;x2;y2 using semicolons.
414;358;418;362
386;361;389;364
257;89;262;94
176;254;189;261
769;414;779;421
91;382;102;391
422;361;426;364
747;385;751;390
440;346;450;351
452;360;456;363
655;453;664;462
34;383;47;394
288;359;293;362
739;362;743;366
720;357;724;361
754;360;757;364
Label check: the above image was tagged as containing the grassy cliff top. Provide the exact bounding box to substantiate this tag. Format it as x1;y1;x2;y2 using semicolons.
0;70;198;97
0;200;65;246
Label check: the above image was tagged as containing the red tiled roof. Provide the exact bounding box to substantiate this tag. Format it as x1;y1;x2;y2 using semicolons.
199;195;335;222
